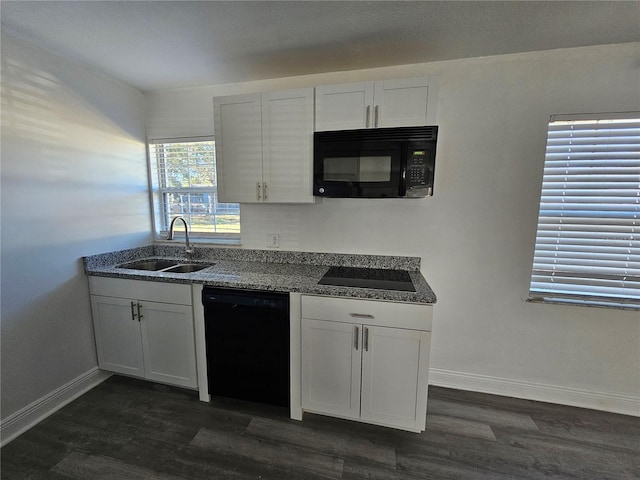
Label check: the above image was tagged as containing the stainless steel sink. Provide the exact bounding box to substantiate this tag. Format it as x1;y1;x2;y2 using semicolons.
117;259;180;271
117;259;214;273
164;263;212;273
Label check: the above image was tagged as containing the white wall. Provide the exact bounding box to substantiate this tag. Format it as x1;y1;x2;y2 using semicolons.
0;32;151;421
146;43;640;415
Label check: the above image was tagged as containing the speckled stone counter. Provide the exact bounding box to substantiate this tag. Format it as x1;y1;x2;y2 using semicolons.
83;245;437;304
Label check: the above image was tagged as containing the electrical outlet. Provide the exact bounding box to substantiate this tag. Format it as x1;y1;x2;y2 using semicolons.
267;233;280;249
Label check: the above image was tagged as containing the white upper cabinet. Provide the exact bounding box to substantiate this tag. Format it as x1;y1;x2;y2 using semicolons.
373;78;432;128
213;94;263;204
314;82;374;131
214;88;314;204
261;89;314;203
315;77;437;131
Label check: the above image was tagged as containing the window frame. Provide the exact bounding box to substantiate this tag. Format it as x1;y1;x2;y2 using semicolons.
528;112;640;310
148;136;240;243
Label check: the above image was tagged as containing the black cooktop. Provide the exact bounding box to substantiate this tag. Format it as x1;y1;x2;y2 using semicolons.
318;266;416;292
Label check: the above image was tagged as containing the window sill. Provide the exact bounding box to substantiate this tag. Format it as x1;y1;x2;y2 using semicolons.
526;296;639;311
155;238;242;248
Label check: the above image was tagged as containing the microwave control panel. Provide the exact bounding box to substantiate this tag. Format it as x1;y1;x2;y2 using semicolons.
405;149;432;197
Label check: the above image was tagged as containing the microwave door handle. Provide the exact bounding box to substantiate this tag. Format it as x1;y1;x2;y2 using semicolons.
399;154;408;196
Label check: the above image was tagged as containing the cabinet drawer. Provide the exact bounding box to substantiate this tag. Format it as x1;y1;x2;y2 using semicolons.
89;276;192;305
301;295;432;331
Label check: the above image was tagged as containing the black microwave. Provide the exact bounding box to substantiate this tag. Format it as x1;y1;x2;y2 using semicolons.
313;126;437;198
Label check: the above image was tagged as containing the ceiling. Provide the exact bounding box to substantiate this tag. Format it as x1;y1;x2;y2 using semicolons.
1;1;639;93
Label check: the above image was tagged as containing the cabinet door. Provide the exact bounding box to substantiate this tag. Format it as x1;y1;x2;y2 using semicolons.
139;301;197;389
315;81;374;131
91;295;144;378
262;89;314;203
373;78;430;128
301;318;361;419
213;94;263;203
360;326;430;431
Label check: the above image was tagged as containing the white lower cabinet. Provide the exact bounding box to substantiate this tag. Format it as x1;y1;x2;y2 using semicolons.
89;277;198;389
360;325;430;430
301;295;432;432
302;319;362;419
90;296;145;378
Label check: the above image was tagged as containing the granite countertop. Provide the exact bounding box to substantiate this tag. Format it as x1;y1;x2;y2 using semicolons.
83;245;437;305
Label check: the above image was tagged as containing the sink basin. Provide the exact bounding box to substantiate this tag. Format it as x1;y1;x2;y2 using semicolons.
117;259;180;271
117;258;214;274
117;258;215;273
164;263;213;273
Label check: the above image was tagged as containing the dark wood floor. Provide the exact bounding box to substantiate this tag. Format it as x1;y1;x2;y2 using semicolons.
2;375;639;479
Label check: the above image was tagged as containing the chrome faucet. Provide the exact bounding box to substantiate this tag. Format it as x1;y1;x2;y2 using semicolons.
167;216;194;255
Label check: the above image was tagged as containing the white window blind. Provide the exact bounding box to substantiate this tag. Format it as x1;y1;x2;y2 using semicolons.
529;113;640;309
150;138;240;237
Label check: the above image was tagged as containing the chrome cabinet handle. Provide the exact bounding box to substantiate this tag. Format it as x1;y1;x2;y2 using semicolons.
374;105;379;127
350;313;374;319
264;183;268;201
364;327;369;352
365;105;371;128
137;303;143;321
256;182;262;201
354;325;360;350
130;301;137;321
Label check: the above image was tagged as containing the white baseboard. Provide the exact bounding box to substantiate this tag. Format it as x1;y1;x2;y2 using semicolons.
1;368;112;447
429;368;640;417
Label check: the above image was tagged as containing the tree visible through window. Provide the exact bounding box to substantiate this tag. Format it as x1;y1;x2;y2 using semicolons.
150;139;240;237
529;113;640;309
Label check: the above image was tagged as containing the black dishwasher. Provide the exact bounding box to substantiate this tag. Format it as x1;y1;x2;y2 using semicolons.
202;287;290;408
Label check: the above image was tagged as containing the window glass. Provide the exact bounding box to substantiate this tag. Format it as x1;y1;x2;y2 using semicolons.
150;139;240;238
